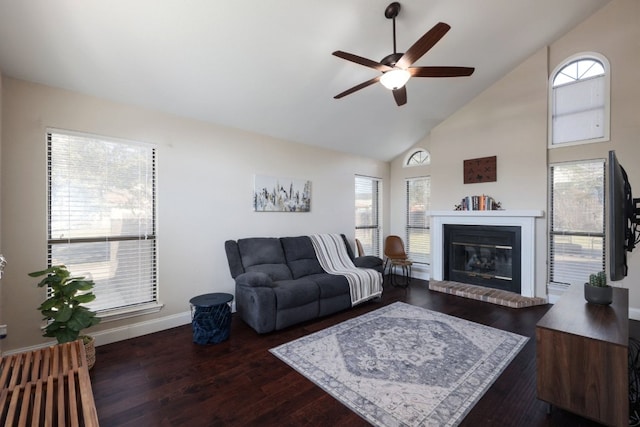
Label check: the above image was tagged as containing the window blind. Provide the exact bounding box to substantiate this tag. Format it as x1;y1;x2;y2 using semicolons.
552;75;605;145
47;131;157;313
405;177;431;264
355;175;381;256
549;160;605;286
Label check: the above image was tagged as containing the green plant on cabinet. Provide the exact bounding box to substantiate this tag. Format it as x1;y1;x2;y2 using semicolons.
588;271;607;287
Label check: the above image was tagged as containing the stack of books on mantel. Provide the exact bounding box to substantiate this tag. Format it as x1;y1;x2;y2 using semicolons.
459;195;497;211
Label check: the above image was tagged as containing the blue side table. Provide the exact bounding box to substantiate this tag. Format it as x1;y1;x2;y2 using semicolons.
189;293;233;345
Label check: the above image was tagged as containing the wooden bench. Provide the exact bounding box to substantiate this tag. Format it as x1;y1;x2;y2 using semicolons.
0;340;99;426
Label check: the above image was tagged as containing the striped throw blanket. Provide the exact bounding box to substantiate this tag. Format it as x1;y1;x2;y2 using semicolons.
310;234;383;306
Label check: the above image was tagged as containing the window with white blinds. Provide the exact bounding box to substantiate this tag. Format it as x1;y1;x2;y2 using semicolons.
549;160;605;286
47;130;158;316
549;54;610;147
405;177;430;264
355;175;381;257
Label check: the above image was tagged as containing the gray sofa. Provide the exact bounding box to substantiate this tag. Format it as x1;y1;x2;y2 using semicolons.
224;234;383;333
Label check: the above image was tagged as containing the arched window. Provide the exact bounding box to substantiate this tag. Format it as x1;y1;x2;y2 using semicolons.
549;53;610;147
404;149;431;167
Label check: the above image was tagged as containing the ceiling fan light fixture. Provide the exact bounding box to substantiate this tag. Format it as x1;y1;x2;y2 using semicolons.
380;68;410;90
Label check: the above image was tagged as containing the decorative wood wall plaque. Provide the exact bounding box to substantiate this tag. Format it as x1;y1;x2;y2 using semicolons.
464;156;497;184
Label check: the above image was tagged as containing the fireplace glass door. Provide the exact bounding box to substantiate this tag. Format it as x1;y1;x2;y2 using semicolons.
451;242;513;279
444;225;521;293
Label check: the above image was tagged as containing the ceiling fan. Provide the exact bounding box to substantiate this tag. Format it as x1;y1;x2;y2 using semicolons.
332;2;475;107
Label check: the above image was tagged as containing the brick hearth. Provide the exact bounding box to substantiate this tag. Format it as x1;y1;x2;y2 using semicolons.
429;280;547;308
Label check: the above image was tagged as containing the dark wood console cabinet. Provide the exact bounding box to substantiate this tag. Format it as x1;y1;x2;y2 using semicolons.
536;284;629;427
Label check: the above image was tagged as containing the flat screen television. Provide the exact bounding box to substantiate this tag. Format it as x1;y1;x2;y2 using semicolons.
608;150;639;281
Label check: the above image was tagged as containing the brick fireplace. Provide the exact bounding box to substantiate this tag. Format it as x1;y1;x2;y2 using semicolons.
429;210;544;298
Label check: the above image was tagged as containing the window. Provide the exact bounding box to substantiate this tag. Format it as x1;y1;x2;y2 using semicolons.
404;148;431;167
549;160;605;287
355;176;381;256
406;177;430;264
549;53;610;147
47;130;159;318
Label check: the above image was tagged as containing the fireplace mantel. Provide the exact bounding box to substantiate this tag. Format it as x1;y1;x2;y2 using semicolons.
428;210;544;218
428;210;544;298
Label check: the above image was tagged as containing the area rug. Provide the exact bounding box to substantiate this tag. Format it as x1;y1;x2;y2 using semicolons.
270;302;528;427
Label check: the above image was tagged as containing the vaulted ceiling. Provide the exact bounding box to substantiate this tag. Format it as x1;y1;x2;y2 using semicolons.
0;0;610;161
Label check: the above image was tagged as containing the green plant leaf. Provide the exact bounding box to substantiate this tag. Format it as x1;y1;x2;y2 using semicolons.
74;293;96;304
28;266;60;277
55;328;80;344
62;280;85;297
53;304;73;322
67;308;100;330
73;280;94;291
44;321;62;333
38;298;58;311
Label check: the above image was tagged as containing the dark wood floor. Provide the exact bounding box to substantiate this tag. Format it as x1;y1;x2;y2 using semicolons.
90;278;630;426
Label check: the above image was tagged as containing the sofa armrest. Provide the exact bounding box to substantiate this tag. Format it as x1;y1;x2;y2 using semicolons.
224;240;245;278
236;271;274;288
235;273;277;333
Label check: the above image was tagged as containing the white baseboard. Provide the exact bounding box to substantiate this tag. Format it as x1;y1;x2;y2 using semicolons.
4;301;240;356
92;311;192;346
410;265;430;281
3;311;193;356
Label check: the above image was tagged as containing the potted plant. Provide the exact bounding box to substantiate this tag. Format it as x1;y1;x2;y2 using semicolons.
584;270;613;305
29;265;101;368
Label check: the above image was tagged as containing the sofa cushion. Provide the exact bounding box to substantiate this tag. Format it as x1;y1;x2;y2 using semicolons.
272;279;320;310
237;238;292;281
281;236;325;279
304;273;350;299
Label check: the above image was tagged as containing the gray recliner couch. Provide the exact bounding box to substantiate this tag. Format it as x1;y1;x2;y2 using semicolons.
224;234;383;333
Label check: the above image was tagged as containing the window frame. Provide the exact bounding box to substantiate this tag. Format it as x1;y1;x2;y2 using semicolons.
405;176;431;265
46;128;162;322
548;52;611;148
548;159;606;288
355;175;382;257
403;148;431;167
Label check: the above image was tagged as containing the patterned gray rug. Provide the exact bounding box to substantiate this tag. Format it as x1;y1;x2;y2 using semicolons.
270;302;528;426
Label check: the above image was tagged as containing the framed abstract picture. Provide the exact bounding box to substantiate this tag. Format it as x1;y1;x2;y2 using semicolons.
253;175;311;212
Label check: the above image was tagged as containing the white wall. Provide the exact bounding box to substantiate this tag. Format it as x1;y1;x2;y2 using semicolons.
0;77;389;352
391;48;549;298
547;0;640;314
390;0;640;311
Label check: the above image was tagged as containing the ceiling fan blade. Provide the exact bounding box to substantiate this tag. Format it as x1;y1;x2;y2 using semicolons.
409;66;475;77
392;86;407;106
396;22;451;69
334;76;381;99
332;51;393;72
